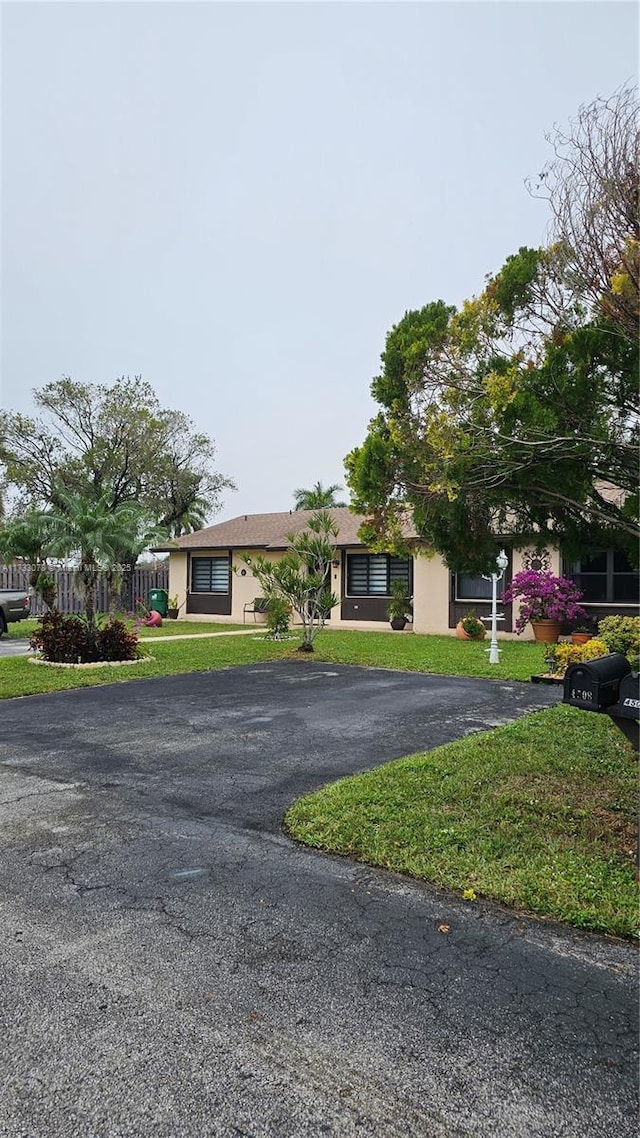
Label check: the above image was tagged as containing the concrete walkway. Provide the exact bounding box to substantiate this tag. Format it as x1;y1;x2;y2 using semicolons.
0;663;636;1137
139;626;267;642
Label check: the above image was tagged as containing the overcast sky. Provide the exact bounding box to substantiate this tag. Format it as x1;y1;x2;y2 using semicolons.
2;0;637;520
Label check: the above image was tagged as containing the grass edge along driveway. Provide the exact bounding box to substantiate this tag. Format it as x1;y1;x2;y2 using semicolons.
285;703;639;940
0;628;551;699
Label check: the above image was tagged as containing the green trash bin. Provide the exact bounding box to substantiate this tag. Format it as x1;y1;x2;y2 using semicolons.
148;588;168;616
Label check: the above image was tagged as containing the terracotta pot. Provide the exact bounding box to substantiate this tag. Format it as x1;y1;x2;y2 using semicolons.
531;620;562;643
571;632;593;645
456;620;486;641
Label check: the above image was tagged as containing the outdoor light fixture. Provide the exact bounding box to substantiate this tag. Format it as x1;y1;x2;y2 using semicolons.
483;549;508;665
332;557;341;568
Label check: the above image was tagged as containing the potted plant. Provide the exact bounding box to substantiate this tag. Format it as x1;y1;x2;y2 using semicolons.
502;570;587;643
166;594;180;620
455;609;486;641
387;579;412;631
571;623;594;646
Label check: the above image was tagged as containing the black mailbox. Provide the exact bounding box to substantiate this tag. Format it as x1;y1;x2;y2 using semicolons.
563;653;631;711
607;672;640;721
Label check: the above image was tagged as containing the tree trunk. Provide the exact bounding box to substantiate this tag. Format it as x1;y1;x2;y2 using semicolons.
109;555;138;614
80;563;98;633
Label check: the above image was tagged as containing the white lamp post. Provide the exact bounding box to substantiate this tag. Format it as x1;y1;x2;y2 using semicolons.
483;549;509;664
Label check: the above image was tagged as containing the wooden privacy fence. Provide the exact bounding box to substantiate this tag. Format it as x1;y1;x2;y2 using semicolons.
0;564;169;616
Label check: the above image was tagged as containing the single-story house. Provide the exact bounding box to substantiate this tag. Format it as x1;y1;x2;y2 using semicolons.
154;508;639;637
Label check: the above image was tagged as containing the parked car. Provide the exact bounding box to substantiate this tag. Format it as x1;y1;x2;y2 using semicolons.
0;590;31;636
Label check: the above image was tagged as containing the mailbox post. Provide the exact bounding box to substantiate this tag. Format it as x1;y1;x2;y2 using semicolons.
606;671;640;751
563;653;639;752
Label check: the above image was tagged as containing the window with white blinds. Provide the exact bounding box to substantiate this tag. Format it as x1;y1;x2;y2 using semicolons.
191;556;229;594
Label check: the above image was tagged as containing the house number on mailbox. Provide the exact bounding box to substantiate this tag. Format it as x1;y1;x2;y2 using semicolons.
571;688;594;702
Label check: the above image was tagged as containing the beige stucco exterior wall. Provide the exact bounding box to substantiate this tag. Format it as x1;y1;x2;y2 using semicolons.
167;552;188;615
231;550;285;622
411;550;451;635
170;540;564;635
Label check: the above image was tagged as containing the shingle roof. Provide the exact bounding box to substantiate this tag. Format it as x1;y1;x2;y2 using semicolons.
153;508;417;552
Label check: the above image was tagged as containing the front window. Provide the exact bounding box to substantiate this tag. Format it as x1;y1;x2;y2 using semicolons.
455;573;504;602
346;554;411;596
565;549;639;605
191;556;229;594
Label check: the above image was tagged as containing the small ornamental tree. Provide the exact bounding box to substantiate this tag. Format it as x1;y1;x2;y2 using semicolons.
503;570;587;634
245;511;339;652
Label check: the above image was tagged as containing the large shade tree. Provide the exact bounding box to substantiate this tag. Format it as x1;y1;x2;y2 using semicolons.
346;87;639;573
0;376;234;601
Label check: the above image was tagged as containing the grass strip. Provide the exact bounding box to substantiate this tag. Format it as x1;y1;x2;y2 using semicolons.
1;626;551;699
0;634;292;699
285;703;639;938
5;618;246;641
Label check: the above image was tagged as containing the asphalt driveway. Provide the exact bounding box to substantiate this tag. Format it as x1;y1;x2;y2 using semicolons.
0;662;636;1137
0;636;32;657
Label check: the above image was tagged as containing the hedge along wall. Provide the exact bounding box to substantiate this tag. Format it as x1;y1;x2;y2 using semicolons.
0;564;169;616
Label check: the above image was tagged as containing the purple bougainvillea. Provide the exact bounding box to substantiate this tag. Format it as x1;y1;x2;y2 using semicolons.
503;570;587;635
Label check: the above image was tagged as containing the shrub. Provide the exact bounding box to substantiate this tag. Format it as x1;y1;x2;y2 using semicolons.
30;611;140;663
30;610;95;663
597;615;640;662
95;618;140;661
266;595;291;639
543;638;609;676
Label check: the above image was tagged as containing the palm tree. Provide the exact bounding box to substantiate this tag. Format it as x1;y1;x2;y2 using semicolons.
0;512;57;609
45;491;146;632
163;495;210;538
293;482;347;511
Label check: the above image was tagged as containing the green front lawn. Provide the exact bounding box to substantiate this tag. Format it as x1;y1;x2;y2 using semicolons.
6;619;39;640
0;633;292;699
285;703;639;938
5;617;246;640
0;626;552;700
313;629;544;681
137;620;246;636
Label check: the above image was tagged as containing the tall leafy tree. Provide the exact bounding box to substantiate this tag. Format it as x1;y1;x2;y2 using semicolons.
346;89;639;572
1;376;233;521
293;481;347;510
1;375;234;602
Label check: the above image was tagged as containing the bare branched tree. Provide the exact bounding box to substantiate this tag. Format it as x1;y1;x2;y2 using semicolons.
529;85;639;342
